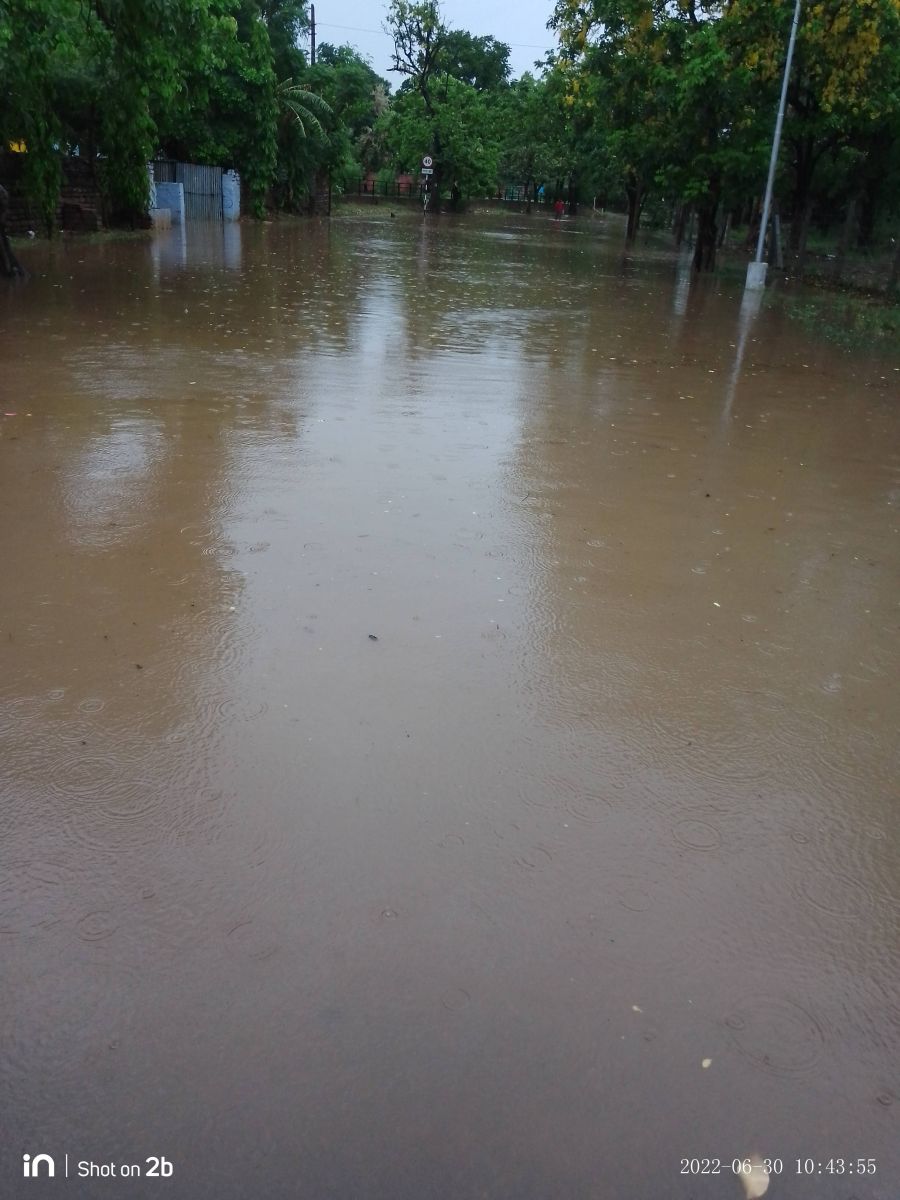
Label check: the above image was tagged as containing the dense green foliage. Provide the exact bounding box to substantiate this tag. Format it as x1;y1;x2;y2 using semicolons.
1;0;898;280
0;0;380;222
549;0;900;269
380;1;571;200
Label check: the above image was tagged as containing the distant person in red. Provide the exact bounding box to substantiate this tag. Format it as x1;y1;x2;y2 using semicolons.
553;198;565;220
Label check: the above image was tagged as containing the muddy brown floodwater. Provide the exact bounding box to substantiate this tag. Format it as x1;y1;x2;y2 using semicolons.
2;213;899;1199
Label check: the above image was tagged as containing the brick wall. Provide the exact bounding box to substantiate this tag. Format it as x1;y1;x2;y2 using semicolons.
0;154;104;236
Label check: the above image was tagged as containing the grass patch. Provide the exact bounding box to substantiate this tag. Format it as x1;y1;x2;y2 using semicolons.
333;199;422;219
776;288;900;355
11;227;152;248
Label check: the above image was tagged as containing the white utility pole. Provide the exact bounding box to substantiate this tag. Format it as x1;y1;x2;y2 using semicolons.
746;0;802;290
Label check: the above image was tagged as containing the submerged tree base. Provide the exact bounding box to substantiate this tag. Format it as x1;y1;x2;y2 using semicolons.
0;231;24;278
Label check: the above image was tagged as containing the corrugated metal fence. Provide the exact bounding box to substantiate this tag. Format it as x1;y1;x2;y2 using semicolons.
153;161;225;220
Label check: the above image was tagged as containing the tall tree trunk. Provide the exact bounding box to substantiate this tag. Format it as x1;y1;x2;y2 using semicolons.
692;190;720;272
789;135;817;271
857;176;879;249
833;192;859;282
0;228;23;278
887;234;900;294
87;103;98;164
673;203;688;247
745;198;761;251
772;208;785;270
793;201;813;276
429;128;443;212
625;172;642;242
0;186;24;278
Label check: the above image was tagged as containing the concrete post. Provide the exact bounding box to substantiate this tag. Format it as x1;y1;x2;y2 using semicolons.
745;261;768;290
154;182;185;225
222;171;241;221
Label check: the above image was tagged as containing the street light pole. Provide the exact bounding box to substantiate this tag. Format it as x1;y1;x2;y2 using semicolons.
746;0;802;290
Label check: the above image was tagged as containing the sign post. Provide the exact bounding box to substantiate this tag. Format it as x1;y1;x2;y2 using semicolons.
420;156;434;212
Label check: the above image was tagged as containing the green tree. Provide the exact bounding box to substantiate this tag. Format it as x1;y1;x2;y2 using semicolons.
90;0;206;216
0;0;207;227
0;0;64;232
158;0;295;216
551;0;779;267
385;0;448;192
745;0;900;268
498;72;570;206
660;11;772;269
277;77;331;138
440;30;510;91
309;44;391;187
384;74;499;196
314;44;390;141
274;76;333;209
551;0;684;242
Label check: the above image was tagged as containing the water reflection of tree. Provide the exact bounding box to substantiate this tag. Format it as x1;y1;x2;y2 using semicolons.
508;276;900;859
147;219;379;358
0;222;388;823
506;293;900;1122
393;214;620;368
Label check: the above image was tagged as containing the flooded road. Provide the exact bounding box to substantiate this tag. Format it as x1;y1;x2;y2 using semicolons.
2;213;899;1199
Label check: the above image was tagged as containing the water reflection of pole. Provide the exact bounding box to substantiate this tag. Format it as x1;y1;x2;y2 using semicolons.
672;253;693;319
150;222;188;276
416;213;431;285
722;287;763;426
223;221;242;270
746;0;801;292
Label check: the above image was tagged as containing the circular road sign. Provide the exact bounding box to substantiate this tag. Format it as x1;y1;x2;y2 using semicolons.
422;155;433;169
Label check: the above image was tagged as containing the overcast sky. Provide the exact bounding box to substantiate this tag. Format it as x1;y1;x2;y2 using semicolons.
312;0;557;82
